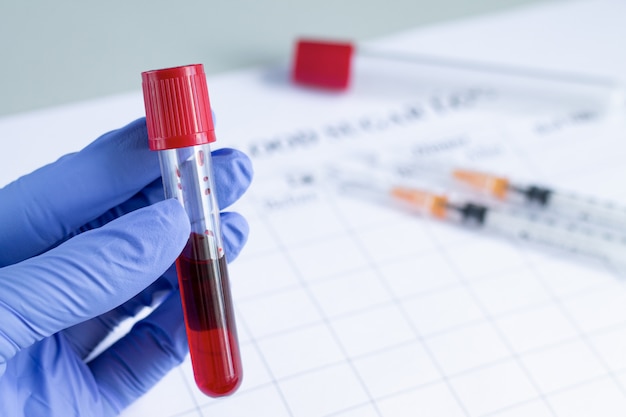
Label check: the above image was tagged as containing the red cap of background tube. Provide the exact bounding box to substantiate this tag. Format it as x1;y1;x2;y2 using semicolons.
292;39;354;90
141;64;216;151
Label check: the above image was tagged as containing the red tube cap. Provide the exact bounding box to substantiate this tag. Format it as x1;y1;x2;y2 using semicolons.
292;39;354;90
142;64;216;151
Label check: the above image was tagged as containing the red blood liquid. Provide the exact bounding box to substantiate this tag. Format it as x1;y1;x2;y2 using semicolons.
176;234;242;397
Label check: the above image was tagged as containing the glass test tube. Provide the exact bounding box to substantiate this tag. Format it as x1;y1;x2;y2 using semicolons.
292;38;623;112
142;64;242;397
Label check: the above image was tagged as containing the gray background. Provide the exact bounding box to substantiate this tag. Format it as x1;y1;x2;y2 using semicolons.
0;0;558;117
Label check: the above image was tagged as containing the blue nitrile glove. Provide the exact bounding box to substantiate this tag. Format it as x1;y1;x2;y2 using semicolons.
0;118;253;417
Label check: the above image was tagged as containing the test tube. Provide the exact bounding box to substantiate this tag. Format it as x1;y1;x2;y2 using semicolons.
291;38;623;110
141;64;242;397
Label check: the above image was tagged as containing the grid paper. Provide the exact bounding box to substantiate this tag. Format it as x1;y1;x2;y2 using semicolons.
120;71;626;415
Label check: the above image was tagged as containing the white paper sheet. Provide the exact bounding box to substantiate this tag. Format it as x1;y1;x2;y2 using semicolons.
3;1;626;416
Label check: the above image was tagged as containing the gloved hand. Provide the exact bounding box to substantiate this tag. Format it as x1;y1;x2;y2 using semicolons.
0;118;253;417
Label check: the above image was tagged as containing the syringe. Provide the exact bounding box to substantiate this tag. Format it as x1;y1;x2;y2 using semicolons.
451;167;626;231
335;172;626;272
291;38;623;110
358;153;626;231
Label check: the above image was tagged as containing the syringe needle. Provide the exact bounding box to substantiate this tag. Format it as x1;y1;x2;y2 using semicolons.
452;168;626;230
